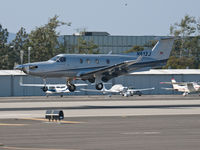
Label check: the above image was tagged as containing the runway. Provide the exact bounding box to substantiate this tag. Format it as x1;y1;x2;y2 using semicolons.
0;95;200;150
0;95;200;118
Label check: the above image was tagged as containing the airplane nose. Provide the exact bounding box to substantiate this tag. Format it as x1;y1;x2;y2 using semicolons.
14;64;29;74
14;64;23;70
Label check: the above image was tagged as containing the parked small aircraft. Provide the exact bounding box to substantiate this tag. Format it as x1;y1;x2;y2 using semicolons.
160;78;200;96
19;78;87;97
15;38;174;92
81;84;155;97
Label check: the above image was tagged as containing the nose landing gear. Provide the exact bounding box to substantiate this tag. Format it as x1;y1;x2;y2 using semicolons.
68;84;76;92
66;80;76;92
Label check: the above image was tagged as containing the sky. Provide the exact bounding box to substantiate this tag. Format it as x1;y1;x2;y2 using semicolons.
0;0;200;36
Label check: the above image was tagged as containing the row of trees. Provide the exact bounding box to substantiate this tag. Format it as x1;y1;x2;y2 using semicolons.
0;15;99;69
166;15;200;69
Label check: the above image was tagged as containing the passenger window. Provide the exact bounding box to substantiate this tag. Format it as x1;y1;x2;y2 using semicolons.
106;59;110;64
80;59;83;64
95;59;99;64
86;59;90;64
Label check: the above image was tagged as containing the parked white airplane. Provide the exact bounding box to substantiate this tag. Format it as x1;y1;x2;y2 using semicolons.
160;78;200;96
81;84;155;97
15;38;174;92
19;78;87;97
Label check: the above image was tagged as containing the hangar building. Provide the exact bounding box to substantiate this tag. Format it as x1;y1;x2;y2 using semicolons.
59;32;165;54
1;69;200;97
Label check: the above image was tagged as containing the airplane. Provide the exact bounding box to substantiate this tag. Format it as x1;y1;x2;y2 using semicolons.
81;84;155;97
15;38;174;92
19;77;87;97
160;78;200;96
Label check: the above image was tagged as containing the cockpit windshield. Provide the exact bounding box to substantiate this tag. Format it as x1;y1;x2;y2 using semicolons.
49;56;59;61
49;56;66;62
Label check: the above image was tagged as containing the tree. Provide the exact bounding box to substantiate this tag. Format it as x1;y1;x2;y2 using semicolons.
168;15;200;69
76;37;99;54
124;45;144;53
124;40;157;53
0;24;9;69
8;27;29;68
170;15;196;57
28;15;70;62
164;56;195;69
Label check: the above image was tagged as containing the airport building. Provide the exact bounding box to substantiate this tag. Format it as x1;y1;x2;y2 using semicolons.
59;32;165;54
1;69;200;97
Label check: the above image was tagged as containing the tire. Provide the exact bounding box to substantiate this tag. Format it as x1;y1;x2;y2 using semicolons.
88;77;95;83
42;86;48;92
96;83;103;90
68;84;76;92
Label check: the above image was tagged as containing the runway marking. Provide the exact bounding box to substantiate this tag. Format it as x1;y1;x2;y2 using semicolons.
22;118;84;124
2;146;77;150
0;123;27;126
122;131;161;135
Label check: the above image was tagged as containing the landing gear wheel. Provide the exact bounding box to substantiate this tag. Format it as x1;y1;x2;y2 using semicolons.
96;83;103;90
88;77;95;83
68;84;76;92
42;86;48;92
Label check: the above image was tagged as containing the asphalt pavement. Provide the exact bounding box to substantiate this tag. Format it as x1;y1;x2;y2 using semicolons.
0;95;200;150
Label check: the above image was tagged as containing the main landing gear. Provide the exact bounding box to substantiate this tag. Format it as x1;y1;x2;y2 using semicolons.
88;77;104;90
67;80;76;92
42;78;48;92
96;83;103;90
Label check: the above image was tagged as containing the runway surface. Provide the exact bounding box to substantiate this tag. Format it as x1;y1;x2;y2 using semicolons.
0;95;200;150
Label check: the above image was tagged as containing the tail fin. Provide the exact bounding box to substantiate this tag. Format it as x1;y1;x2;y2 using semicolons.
171;78;179;89
151;38;174;60
171;78;176;83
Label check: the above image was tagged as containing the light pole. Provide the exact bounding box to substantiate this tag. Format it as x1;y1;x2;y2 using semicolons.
28;47;32;63
20;50;24;65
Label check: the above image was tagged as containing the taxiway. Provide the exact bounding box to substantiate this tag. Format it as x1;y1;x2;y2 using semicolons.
0;95;200;150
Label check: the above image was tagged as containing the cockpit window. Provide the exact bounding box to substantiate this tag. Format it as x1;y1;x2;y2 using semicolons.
50;56;66;62
56;57;66;62
49;56;59;61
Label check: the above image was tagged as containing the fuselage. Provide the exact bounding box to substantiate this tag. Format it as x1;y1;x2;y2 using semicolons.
16;53;165;79
174;83;200;93
46;85;69;94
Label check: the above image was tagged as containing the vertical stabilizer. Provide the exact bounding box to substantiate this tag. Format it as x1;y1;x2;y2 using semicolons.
151;38;174;60
171;78;179;89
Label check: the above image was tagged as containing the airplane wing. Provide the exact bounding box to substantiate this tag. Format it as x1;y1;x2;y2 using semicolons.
161;87;174;90
20;79;87;87
81;88;118;94
78;56;142;78
160;82;172;85
20;83;87;87
20;83;50;87
128;87;155;92
160;81;191;86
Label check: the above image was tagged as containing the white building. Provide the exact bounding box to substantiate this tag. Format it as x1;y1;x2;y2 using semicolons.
1;69;200;97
